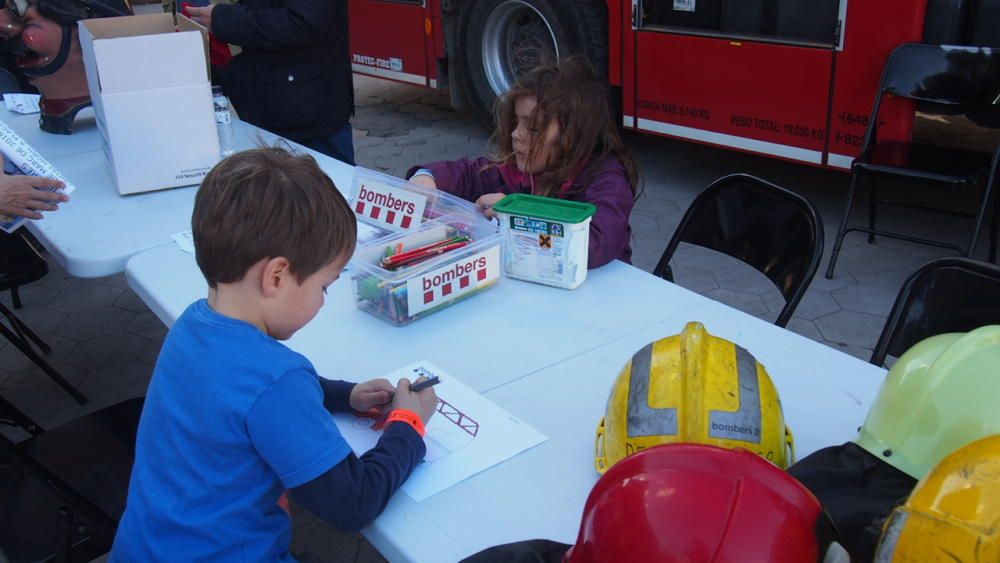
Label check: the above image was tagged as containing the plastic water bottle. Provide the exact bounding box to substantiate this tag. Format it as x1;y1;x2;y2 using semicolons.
212;85;235;157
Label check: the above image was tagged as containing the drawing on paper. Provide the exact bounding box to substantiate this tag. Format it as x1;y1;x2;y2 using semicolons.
334;361;548;501
353;395;480;464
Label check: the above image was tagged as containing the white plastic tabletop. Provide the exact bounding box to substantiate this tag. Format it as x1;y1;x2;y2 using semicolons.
0;105;102;160
362;312;885;562
4;107;354;278
126;244;709;392
126;238;887;561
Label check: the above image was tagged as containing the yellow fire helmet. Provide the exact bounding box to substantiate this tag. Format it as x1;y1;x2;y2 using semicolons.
594;322;794;474
873;434;1000;562
855;326;1000;480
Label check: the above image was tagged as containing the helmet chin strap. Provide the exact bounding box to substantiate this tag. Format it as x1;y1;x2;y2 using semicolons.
20;24;71;78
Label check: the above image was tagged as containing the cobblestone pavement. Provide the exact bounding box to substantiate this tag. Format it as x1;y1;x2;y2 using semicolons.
5;74;988;563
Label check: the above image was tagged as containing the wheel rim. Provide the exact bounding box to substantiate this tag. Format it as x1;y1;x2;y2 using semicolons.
481;0;559;96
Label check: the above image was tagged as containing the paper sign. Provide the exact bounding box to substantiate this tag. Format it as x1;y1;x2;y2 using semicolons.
333;362;548;501
3;94;41;114
0;120;77;233
405;245;500;316
351;174;428;232
172;230;196;254
674;0;696;11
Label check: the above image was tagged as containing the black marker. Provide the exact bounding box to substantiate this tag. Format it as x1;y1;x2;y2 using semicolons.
410;376;441;393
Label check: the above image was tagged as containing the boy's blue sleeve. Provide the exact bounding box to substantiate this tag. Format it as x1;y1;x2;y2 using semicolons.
246;370;352;489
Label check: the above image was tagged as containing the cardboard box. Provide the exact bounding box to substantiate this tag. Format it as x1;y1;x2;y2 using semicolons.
79;14;220;195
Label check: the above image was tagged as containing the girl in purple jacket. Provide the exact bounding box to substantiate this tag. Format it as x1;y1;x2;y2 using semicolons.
407;56;640;268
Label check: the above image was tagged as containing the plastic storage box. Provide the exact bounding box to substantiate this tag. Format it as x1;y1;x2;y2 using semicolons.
492;194;596;290
349;214;502;325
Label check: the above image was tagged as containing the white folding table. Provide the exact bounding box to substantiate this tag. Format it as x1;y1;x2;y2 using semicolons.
125;241;887;562
1;106;352;277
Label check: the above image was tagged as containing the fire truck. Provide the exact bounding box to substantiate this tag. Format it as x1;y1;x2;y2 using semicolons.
348;0;998;169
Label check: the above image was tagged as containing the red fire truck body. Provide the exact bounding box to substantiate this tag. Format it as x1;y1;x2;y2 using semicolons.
348;0;994;169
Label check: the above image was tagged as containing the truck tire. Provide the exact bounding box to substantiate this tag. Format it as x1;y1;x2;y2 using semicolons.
456;0;608;129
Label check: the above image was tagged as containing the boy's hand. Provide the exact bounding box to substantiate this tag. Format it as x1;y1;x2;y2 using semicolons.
475;193;506;219
392;377;438;424
349;378;394;414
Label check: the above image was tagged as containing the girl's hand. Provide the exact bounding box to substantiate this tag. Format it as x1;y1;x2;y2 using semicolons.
409;174;437;189
475;193;506;218
349;378;394;414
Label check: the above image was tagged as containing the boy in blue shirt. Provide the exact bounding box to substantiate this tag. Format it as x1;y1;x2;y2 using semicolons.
112;148;438;561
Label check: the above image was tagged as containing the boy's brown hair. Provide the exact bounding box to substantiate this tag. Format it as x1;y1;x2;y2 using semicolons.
192;147;357;288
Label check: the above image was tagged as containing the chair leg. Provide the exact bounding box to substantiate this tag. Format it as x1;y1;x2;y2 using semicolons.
968;179;995;258
867;176;878;244
11;286;22;309
991;194;999;264
57;506;74;563
0;393;44;434
826;173;863;279
0;302;51;354
0;321;87;405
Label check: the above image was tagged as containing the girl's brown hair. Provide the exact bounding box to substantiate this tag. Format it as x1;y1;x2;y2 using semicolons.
489;55;640;198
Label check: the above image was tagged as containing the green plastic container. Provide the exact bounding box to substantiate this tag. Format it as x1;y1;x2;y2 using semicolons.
492;194;597;289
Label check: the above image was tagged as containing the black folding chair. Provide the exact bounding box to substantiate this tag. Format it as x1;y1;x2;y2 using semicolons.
653;173;824;327
826;44;1000;279
870;256;1000;365
0;232;87;404
0;394;143;562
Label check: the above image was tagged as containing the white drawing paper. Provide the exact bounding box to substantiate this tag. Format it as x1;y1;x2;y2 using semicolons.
4;94;41;114
332;361;548;501
0;119;76;233
171;230;196;254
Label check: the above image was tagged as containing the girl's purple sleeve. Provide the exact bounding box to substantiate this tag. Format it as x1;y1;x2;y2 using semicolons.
406;158;505;203
584;166;635;269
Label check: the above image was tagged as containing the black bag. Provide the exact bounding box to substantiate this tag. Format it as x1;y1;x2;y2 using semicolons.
788;442;917;563
460;539;571;563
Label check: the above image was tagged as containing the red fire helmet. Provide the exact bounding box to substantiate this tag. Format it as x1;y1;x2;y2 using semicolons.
565;444;839;563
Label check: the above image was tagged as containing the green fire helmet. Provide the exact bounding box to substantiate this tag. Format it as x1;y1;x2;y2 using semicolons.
855;325;1000;480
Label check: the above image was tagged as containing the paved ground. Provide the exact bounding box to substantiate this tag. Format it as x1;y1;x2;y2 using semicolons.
4;74;993;562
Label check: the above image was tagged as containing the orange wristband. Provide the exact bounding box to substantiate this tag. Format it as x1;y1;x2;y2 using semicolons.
386;409;426;437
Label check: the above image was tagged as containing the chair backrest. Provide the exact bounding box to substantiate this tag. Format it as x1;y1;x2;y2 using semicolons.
0;432;118;562
0;232;48;292
0;395;143;561
871;257;1000;365
653;173;824;327
879;44;999;107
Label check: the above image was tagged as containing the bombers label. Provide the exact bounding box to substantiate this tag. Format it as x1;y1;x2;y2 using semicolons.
710;421;761;439
406;245;500;316
423;256;488;291
357;184;416;215
352;178;428;231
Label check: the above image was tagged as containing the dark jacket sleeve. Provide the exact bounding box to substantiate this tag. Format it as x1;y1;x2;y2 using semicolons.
211;0;335;50
318;378;355;413
290;422;426;532
582;162;635;268
406;158;508;203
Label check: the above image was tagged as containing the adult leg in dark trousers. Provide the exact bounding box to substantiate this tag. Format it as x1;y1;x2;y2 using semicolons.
299;123;356;166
